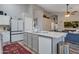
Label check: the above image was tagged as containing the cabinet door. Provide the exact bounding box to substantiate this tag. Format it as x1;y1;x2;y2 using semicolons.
43;18;51;31
32;34;38;53
18;20;23;31
27;33;32;48
0;34;2;53
12;34;24;42
0;15;10;25
2;32;10;43
11;19;18;31
39;36;52;54
24;32;28;45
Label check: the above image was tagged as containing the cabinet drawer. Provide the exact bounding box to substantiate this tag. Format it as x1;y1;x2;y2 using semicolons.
12;34;24;42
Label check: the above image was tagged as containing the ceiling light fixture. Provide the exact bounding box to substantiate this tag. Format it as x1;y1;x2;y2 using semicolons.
65;4;70;17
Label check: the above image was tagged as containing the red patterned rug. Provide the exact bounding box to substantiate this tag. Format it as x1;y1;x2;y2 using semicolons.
3;43;32;54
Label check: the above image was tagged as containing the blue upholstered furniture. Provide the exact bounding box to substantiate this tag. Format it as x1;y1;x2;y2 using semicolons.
65;33;79;44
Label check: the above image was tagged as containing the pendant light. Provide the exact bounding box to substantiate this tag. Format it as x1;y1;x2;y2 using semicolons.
65;4;70;17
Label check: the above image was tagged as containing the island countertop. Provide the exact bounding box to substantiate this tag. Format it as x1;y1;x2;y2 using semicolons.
25;31;67;38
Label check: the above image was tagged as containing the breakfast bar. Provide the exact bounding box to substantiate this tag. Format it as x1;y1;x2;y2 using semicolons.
24;31;67;54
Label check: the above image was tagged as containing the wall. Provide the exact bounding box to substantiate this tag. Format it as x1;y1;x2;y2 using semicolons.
0;4;34;32
33;5;44;31
0;4;58;31
54;12;79;31
0;4;32;19
33;5;53;31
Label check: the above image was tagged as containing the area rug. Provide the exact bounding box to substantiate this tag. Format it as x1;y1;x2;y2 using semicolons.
3;43;32;54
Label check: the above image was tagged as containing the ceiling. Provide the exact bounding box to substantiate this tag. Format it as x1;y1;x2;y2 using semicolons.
37;4;79;13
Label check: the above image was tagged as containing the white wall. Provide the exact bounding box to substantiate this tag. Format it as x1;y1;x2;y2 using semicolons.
33;5;44;31
0;4;34;32
0;4;32;19
0;4;52;32
33;5;53;31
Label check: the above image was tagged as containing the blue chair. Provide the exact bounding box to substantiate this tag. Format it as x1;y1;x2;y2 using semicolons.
65;33;79;44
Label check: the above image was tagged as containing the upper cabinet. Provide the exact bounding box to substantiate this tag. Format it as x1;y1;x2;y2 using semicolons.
0;15;10;25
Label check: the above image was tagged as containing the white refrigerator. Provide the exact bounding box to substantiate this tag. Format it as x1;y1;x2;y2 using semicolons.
11;19;24;42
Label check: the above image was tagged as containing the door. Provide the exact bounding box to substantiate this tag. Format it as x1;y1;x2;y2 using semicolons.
32;34;38;53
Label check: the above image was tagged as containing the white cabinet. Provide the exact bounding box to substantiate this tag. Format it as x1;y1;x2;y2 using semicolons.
24;32;52;54
24;32;66;54
38;36;65;54
43;18;51;31
11;34;24;42
27;33;32;48
24;32;28;45
24;32;39;53
11;19;23;31
0;34;2;54
32;34;38;52
11;19;24;42
2;31;10;43
17;20;23;31
39;36;52;54
11;19;18;31
0;15;10;25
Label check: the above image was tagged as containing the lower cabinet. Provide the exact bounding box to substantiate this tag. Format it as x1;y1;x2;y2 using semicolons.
39;36;52;54
24;32;38;53
27;33;32;48
0;34;2;54
2;31;10;43
12;34;24;42
24;33;28;45
32;34;38;53
24;32;65;54
24;32;52;54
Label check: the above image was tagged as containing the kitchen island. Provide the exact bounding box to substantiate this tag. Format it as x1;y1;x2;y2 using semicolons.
24;31;67;54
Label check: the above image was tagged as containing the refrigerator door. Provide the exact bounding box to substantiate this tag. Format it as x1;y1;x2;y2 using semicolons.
17;19;23;31
11;34;24;42
11;19;24;42
11;19;18;31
